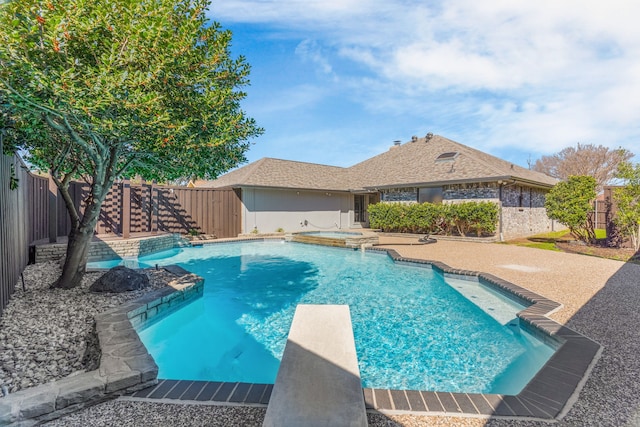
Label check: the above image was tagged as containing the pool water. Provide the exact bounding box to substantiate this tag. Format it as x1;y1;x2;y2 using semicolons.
102;241;554;394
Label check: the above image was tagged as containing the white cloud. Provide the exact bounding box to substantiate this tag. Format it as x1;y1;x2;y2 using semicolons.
212;0;640;158
295;39;334;76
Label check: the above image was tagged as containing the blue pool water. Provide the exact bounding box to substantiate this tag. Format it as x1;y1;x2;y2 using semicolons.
91;241;554;394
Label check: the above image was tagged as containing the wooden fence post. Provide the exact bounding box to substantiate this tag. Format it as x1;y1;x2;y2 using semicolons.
48;177;57;243
151;180;158;234
122;179;131;239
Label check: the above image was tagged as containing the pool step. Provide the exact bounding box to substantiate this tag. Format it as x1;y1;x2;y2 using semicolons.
263;304;367;427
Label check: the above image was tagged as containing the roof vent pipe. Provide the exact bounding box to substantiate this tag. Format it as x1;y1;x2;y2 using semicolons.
425;132;434;141
411;136;418;142
390;140;401;150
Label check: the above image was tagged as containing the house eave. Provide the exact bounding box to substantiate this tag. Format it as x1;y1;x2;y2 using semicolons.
362;176;556;191
233;184;351;193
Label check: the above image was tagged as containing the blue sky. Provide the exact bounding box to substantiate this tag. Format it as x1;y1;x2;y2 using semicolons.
209;1;640;169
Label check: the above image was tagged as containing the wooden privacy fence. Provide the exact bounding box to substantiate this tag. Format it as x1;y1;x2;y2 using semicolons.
53;180;241;240
0;149;49;316
2;150;240;315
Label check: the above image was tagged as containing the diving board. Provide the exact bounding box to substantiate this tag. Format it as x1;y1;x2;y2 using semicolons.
263;304;367;427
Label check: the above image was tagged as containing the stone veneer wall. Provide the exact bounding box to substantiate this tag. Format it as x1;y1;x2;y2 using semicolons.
380;187;417;203
499;186;564;240
442;182;500;200
380;183;564;240
35;233;187;263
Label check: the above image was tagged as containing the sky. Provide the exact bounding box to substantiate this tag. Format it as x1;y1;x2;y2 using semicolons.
209;0;640;169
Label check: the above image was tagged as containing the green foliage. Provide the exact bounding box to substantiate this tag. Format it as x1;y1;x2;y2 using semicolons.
545;175;597;244
8;163;18;190
368;201;498;237
0;0;262;182
0;0;262;288
449;201;499;237
613;162;640;251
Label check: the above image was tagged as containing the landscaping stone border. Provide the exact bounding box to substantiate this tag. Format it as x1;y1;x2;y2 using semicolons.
0;269;203;426
34;233;188;264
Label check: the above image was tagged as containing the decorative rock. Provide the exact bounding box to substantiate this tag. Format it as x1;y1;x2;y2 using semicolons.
89;267;149;293
0;261;171;396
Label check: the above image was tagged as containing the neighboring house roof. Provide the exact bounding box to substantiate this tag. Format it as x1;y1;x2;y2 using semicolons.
200;134;558;191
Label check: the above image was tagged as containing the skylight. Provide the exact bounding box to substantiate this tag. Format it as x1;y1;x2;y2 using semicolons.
436;152;459;162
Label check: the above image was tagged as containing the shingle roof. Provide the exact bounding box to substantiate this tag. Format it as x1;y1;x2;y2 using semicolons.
199;157;350;191
348;134;558;189
199;135;557;190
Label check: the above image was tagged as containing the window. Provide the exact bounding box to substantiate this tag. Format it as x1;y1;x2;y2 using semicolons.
418;187;443;203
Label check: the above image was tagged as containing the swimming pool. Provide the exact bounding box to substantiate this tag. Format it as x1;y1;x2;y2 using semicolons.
92;241;554;394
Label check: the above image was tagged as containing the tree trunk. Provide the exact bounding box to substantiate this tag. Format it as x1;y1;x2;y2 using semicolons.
52;226;94;289
51;182;111;289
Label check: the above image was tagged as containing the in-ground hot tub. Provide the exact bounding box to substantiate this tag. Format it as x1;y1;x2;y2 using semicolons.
288;231;379;248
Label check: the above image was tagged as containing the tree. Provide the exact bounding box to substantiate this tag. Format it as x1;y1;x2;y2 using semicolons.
533;143;634;193
0;0;262;288
545;175;597;244
613;162;640;251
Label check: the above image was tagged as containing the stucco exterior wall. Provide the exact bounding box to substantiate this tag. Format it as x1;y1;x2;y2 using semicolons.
241;188;352;233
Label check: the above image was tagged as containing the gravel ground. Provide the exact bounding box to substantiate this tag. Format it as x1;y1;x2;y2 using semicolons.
3;238;640;426
0;262;173;394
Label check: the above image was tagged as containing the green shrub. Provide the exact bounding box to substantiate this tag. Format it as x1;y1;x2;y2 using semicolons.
368;201;498;236
545;175;596;244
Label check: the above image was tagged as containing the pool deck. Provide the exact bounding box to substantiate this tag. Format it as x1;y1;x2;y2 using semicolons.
43;235;640;427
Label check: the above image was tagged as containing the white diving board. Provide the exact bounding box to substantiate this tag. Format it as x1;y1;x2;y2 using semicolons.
263;304;367;427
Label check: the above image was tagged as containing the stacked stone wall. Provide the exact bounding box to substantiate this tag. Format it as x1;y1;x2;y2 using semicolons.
381;188;417;203
380;183;563;240
443;183;499;200
501;186;546;208
501;207;566;240
35;234;186;263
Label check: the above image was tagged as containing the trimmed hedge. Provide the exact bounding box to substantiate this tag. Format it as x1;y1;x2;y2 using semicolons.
368;201;499;237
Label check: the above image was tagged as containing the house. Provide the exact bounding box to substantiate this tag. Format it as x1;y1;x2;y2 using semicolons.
198;134;560;240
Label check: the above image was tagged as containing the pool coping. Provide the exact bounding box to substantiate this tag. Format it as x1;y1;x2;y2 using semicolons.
129;240;602;421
